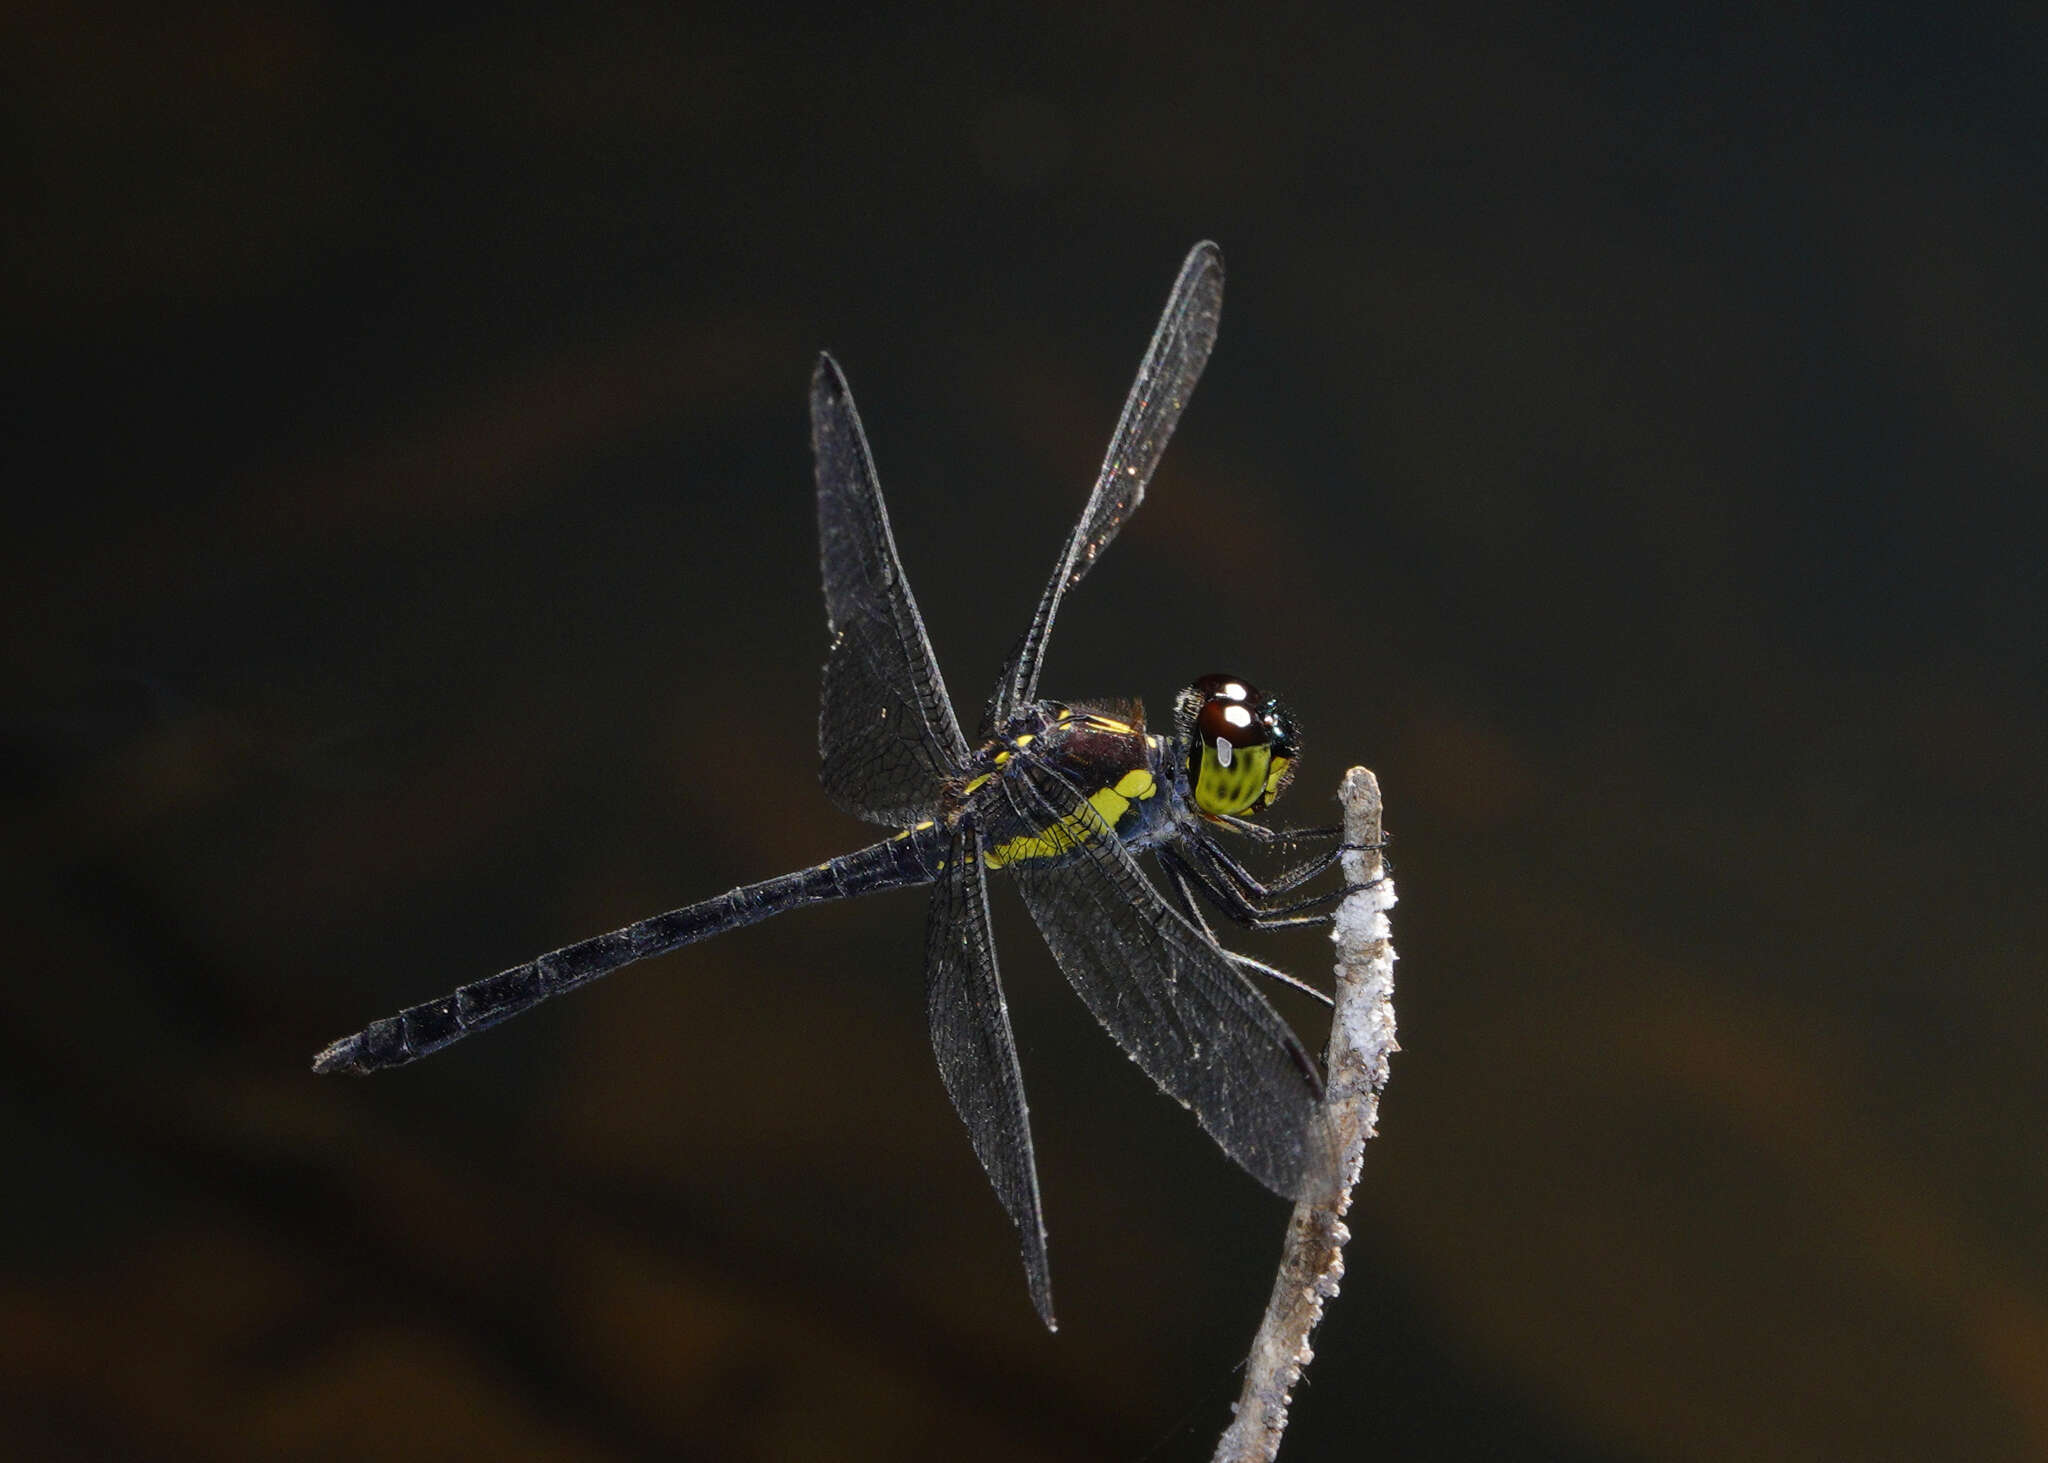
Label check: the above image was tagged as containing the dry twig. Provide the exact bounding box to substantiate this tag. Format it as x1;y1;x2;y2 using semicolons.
1213;766;1398;1462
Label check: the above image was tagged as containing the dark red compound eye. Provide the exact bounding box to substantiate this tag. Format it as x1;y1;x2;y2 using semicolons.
1190;673;1258;707
1196;693;1269;758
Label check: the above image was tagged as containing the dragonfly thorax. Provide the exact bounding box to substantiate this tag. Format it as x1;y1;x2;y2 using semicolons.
1175;674;1300;819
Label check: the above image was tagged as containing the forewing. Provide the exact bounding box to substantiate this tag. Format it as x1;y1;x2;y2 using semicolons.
926;826;1056;1328
814;354;971;824
1002;761;1338;1204
983;242;1225;732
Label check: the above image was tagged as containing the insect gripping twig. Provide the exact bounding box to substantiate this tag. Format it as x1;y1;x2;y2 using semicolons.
1213;767;1399;1463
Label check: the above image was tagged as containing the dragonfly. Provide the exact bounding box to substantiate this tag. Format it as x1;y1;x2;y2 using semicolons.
314;242;1353;1330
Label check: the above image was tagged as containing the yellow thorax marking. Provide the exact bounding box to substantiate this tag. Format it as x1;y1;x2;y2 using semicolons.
1054;709;1136;736
1115;768;1156;801
983;767;1154;870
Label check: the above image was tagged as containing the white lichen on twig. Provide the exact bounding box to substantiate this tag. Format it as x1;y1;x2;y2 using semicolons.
1213;766;1398;1463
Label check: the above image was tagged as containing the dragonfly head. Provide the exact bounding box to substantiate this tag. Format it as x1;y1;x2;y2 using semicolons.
1176;674;1300;819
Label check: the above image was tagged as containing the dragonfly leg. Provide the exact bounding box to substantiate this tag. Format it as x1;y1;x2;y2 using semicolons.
1155;853;1333;1007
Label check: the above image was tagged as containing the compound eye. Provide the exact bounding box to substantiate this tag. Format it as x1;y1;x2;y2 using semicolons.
1196;695;1268;769
1191;673;1257;708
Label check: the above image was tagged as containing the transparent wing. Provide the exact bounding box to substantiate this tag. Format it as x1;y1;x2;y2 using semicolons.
925;825;1055;1328
982;242;1225;734
999;760;1337;1204
814;353;971;824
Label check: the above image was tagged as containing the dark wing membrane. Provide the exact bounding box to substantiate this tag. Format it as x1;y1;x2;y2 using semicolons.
925;826;1055;1329
1000;760;1338;1204
982;242;1225;734
814;354;971;825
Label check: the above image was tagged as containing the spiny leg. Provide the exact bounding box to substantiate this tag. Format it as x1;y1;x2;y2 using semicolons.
1216;816;1341;846
1173;836;1354;931
1154;853;1334;1008
1213;816;1386;888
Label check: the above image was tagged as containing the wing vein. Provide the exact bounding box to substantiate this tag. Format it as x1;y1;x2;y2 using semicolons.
982;242;1225;734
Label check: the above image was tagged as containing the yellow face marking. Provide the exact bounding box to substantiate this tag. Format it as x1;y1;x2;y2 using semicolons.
1194;741;1274;816
1263;755;1293;804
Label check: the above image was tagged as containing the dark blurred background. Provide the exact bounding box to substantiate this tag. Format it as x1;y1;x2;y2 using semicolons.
5;4;2044;1459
